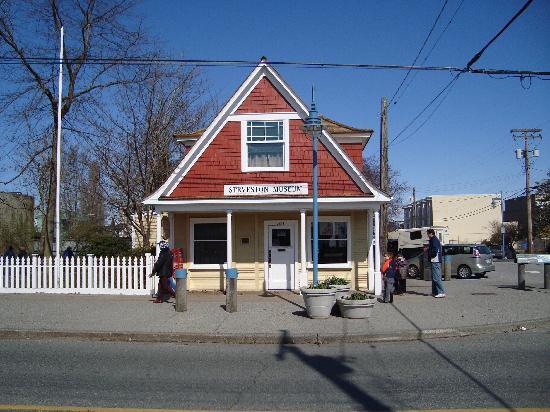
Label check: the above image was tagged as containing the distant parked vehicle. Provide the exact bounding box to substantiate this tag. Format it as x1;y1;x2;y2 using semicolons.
443;244;495;279
397;243;496;280
489;245;504;260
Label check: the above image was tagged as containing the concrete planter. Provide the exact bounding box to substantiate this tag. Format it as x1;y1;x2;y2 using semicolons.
329;283;352;301
300;287;337;319
337;294;377;319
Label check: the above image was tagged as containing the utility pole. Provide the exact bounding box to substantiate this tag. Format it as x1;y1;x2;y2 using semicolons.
512;128;542;254
380;97;388;254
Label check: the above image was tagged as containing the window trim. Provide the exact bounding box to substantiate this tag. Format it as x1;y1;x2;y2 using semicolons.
241;118;290;172
189;217;227;269
306;216;352;269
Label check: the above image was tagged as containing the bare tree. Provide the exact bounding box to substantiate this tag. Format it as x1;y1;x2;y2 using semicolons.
76;64;213;248
0;0;152;255
363;155;410;226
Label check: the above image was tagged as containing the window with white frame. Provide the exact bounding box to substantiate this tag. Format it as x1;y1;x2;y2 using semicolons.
241;119;289;171
190;219;226;266
307;217;351;266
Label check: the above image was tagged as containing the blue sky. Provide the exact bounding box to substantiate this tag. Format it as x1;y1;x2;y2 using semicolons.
138;0;550;202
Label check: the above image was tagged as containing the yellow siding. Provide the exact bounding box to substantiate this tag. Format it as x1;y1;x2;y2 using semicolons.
171;210;372;291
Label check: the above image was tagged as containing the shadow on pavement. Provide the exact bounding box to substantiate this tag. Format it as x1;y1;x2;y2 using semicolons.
264;292;306;310
390;304;514;410
276;330;391;411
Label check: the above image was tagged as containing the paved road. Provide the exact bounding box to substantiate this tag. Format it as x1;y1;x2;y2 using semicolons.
1;330;549;411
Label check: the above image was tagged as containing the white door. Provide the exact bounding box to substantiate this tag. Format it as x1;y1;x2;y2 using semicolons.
268;225;295;290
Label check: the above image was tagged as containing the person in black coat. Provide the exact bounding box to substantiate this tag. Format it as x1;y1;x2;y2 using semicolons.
149;241;175;303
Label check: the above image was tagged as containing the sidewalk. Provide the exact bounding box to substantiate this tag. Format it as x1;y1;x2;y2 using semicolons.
0;263;548;344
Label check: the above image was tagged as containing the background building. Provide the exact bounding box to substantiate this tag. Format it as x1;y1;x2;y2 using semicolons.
403;194;501;244
0;191;35;252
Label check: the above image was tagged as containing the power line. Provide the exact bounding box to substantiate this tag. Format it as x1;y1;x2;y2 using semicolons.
466;0;534;70
0;55;548;76
389;73;461;145
388;0;449;107
397;0;466;102
389;0;537;148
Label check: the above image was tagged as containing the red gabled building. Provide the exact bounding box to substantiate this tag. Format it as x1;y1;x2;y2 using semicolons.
145;59;389;293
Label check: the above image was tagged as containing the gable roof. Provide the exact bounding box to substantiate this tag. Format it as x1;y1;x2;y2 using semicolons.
144;60;390;205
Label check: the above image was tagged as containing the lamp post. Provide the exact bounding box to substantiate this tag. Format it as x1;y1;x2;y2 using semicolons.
303;87;323;286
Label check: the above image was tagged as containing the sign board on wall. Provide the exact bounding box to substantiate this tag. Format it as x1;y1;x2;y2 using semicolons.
224;183;308;196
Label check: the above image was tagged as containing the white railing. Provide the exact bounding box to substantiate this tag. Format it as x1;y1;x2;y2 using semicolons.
0;253;155;295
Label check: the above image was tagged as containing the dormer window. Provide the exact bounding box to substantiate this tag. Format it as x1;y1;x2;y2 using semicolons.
241;118;290;172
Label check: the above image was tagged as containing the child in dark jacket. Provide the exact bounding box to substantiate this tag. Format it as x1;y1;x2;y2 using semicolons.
395;253;408;294
382;252;397;303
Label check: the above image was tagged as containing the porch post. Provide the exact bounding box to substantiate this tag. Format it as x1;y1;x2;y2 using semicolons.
226;210;232;269
225;210;238;312
367;210;375;292
374;209;382;295
155;211;162;256
300;209;307;288
168;212;175;248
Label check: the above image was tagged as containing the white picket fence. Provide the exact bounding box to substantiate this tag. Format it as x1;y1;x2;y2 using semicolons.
0;254;155;295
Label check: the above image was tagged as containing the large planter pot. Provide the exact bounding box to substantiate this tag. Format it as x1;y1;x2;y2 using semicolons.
300;287;337;319
329;283;352;301
337;294;377;319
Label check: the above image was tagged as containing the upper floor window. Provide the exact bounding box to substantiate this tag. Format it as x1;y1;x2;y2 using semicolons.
241;119;289;172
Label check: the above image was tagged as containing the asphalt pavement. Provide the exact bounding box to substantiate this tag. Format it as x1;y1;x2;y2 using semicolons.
0;262;548;344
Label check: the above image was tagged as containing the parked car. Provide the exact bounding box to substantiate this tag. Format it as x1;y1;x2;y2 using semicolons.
400;247;424;278
489;245;504;260
443;244;495;279
400;244;496;279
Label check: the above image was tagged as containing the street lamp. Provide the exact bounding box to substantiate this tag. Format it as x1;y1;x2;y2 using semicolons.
302;87;323;286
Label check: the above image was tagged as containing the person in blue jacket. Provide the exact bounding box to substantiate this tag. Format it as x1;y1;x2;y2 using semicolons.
427;229;446;298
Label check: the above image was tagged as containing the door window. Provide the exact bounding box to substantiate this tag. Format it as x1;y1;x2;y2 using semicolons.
271;228;291;247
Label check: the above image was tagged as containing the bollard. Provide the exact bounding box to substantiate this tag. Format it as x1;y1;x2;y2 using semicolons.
175;268;188;312
544;263;550;290
443;255;451;281
517;263;526;290
225;268;238;313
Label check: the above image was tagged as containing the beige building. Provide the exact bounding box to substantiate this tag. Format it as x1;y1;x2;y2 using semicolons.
403;194;502;244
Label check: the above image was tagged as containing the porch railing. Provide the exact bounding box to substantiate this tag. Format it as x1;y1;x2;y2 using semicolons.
0;254;155;295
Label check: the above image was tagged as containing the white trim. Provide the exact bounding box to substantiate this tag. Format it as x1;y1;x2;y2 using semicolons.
263;220;298;290
333;135;370;144
240;118;290;172
145;197;386;212
306;216;352;269
168;212;174;248
226;210;232;269
143;62;391;205
229;112;300;121
155;213;162;256
300;210;307;288
374;210;382;295
189;217;227;269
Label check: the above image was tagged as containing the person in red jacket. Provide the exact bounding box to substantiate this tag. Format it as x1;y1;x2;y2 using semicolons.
381;252;397;303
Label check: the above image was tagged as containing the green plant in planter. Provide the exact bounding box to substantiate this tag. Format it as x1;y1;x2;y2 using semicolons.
342;292;374;300
324;276;349;285
308;281;330;289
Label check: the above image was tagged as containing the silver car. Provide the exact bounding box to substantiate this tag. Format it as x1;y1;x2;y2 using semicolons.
442;244;495;279
402;244;495;279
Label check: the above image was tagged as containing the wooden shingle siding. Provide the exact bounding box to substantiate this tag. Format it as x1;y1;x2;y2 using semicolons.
169;119;364;198
235;78;294;113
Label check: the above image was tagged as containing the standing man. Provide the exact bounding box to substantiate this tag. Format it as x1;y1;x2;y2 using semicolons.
427;229;445;298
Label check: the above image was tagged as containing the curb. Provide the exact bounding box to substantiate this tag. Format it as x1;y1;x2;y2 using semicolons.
1;317;549;345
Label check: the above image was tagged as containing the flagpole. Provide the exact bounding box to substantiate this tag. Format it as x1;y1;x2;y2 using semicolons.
55;26;63;287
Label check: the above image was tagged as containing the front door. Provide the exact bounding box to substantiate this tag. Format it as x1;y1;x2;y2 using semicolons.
267;224;295;290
